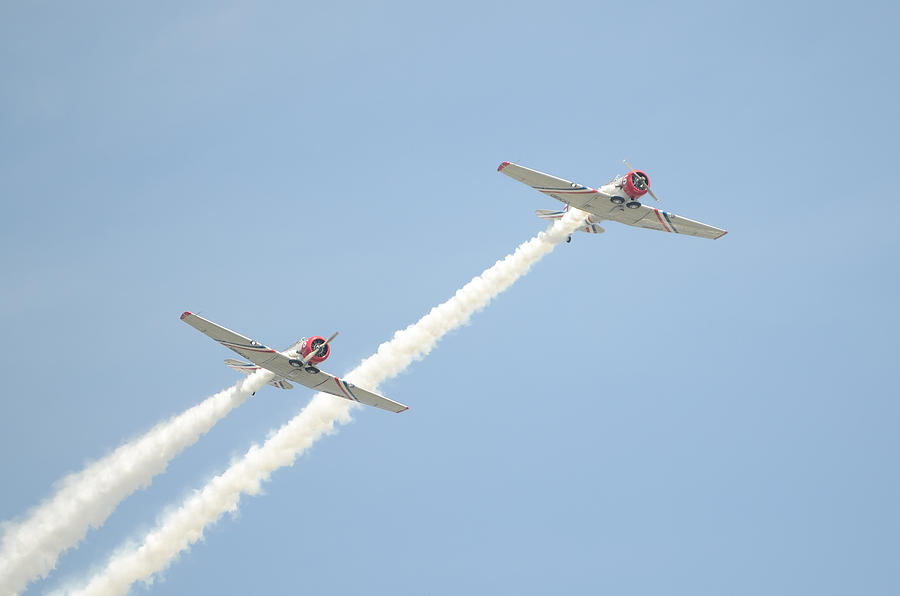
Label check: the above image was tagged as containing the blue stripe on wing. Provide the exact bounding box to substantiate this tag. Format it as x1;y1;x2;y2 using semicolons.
662;211;679;234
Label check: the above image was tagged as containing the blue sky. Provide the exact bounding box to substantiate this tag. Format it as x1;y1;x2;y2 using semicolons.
2;1;899;594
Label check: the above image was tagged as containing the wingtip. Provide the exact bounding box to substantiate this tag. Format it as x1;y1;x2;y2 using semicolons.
398;406;409;413
497;161;510;172
180;311;192;320
714;230;728;240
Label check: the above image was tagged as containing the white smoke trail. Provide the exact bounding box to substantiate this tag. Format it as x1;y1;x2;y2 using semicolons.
0;369;273;596
58;209;587;596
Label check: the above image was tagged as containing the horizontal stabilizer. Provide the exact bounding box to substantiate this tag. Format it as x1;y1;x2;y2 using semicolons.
225;359;293;390
535;211;604;234
225;358;259;374
535;209;566;220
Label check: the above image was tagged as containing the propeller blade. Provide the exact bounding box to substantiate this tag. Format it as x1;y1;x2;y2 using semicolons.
623;159;658;201
301;331;339;365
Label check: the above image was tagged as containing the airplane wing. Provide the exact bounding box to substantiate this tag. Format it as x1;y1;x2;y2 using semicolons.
311;372;409;413
603;204;728;240
498;161;727;239
498;161;609;209
181;312;409;413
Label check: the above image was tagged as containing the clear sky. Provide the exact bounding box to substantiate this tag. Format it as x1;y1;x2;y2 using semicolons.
2;1;899;594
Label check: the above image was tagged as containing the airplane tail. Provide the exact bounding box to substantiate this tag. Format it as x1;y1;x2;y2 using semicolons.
535;208;567;220
224;359;294;390
578;222;605;234
535;207;604;234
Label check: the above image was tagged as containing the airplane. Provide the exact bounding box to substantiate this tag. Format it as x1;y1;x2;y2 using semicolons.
180;311;408;413
498;160;727;241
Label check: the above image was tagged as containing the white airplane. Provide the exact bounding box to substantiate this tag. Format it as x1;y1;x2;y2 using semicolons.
498;160;727;241
181;312;408;413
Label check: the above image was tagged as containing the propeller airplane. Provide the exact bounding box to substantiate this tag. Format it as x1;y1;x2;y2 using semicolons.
181;312;408;413
498;160;727;241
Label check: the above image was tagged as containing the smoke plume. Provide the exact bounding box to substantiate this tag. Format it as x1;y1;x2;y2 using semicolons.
0;370;272;596
58;209;587;595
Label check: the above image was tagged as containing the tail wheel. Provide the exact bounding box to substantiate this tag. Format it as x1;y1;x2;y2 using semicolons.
626;201;641;209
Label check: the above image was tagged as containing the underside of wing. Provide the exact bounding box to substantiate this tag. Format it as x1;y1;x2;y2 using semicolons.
182;312;281;367
277;359;409;412
498;161;606;209
315;374;409;413
264;354;408;412
600;205;727;239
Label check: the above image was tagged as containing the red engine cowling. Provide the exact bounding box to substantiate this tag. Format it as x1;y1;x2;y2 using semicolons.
301;336;330;365
623;170;651;199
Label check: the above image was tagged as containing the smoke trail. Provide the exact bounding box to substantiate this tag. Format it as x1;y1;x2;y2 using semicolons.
0;369;273;596
59;209;587;596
